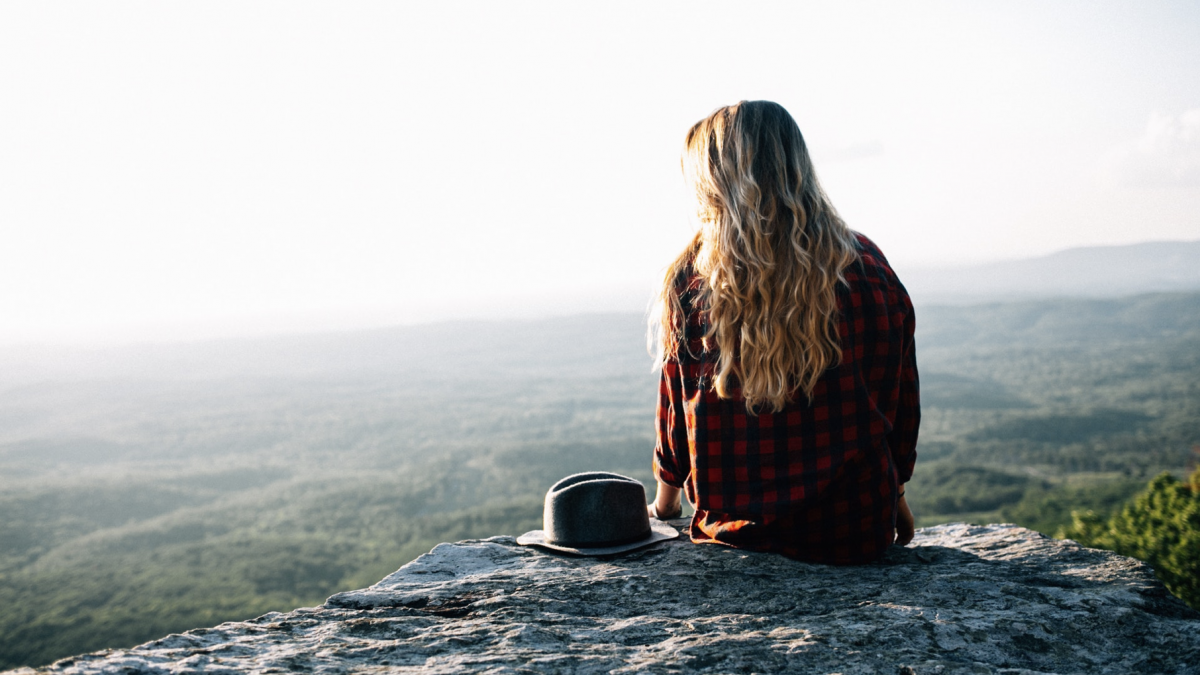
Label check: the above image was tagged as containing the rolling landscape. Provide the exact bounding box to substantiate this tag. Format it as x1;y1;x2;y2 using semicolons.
2;242;1200;669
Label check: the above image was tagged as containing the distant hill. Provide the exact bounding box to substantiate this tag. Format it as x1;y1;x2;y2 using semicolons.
901;240;1200;305
5;288;1200;388
0;313;655;387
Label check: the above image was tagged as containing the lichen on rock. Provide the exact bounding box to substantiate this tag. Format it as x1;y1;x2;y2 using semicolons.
26;523;1200;674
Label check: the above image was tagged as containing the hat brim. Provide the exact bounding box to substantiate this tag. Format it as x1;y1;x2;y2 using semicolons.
516;518;680;556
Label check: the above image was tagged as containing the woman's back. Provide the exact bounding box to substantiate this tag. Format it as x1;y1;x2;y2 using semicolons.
653;233;918;564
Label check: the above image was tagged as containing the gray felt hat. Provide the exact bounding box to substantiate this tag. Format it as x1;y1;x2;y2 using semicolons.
517;472;679;555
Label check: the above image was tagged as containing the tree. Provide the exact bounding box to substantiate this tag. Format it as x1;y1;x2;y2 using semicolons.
1061;467;1200;610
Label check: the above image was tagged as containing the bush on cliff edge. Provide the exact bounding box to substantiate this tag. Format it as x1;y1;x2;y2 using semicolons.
1062;466;1200;610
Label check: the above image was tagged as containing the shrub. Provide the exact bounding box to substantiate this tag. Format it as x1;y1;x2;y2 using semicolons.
1061;467;1200;610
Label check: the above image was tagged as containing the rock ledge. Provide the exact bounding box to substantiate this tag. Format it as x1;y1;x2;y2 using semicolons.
26;523;1200;674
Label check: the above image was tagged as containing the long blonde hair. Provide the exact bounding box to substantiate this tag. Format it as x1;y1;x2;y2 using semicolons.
653;101;859;412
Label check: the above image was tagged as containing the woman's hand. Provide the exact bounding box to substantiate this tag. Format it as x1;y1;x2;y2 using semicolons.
895;493;915;546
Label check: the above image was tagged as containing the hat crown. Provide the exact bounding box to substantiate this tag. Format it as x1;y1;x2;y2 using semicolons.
543;472;651;547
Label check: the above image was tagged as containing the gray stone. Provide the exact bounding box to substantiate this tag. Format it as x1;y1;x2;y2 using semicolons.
21;523;1200;674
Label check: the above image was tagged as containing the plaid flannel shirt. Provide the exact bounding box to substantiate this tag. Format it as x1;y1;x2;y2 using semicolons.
653;233;919;565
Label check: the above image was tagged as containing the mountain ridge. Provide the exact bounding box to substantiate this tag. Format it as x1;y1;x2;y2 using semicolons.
901;239;1200;304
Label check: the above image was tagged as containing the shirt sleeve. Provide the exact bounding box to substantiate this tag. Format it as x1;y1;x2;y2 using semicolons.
653;358;691;488
888;299;920;484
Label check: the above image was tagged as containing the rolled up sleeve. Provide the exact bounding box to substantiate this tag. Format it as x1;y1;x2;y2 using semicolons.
653;360;690;488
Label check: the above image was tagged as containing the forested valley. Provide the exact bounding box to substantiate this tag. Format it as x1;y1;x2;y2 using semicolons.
2;291;1199;668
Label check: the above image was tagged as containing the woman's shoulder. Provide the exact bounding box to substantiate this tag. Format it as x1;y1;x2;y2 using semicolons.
849;233;905;287
671;263;705;310
851;232;892;272
846;232;914;316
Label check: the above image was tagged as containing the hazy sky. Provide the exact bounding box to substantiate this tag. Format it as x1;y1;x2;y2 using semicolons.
2;1;1199;345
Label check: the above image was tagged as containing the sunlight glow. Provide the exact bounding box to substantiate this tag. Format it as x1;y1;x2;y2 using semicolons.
2;1;1199;345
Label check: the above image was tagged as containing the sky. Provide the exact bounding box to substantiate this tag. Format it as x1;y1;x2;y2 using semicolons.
2;1;1199;345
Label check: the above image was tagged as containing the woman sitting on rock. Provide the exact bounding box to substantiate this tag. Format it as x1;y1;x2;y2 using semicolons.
649;100;919;565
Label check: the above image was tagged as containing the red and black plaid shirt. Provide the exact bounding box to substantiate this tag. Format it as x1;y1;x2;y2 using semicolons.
653;233;919;565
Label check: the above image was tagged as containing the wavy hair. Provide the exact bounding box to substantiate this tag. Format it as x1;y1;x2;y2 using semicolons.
653;101;859;412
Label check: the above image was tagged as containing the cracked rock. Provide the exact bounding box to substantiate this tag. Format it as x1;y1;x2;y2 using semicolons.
24;523;1200;674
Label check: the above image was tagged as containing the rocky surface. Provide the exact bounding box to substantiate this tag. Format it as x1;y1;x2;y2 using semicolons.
19;523;1200;674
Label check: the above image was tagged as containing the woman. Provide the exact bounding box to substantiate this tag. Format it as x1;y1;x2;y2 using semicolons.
649;101;919;565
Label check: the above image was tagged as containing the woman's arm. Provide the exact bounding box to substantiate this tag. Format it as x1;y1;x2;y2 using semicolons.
652;343;691;519
890;283;918;547
895;494;914;545
649;480;683;520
